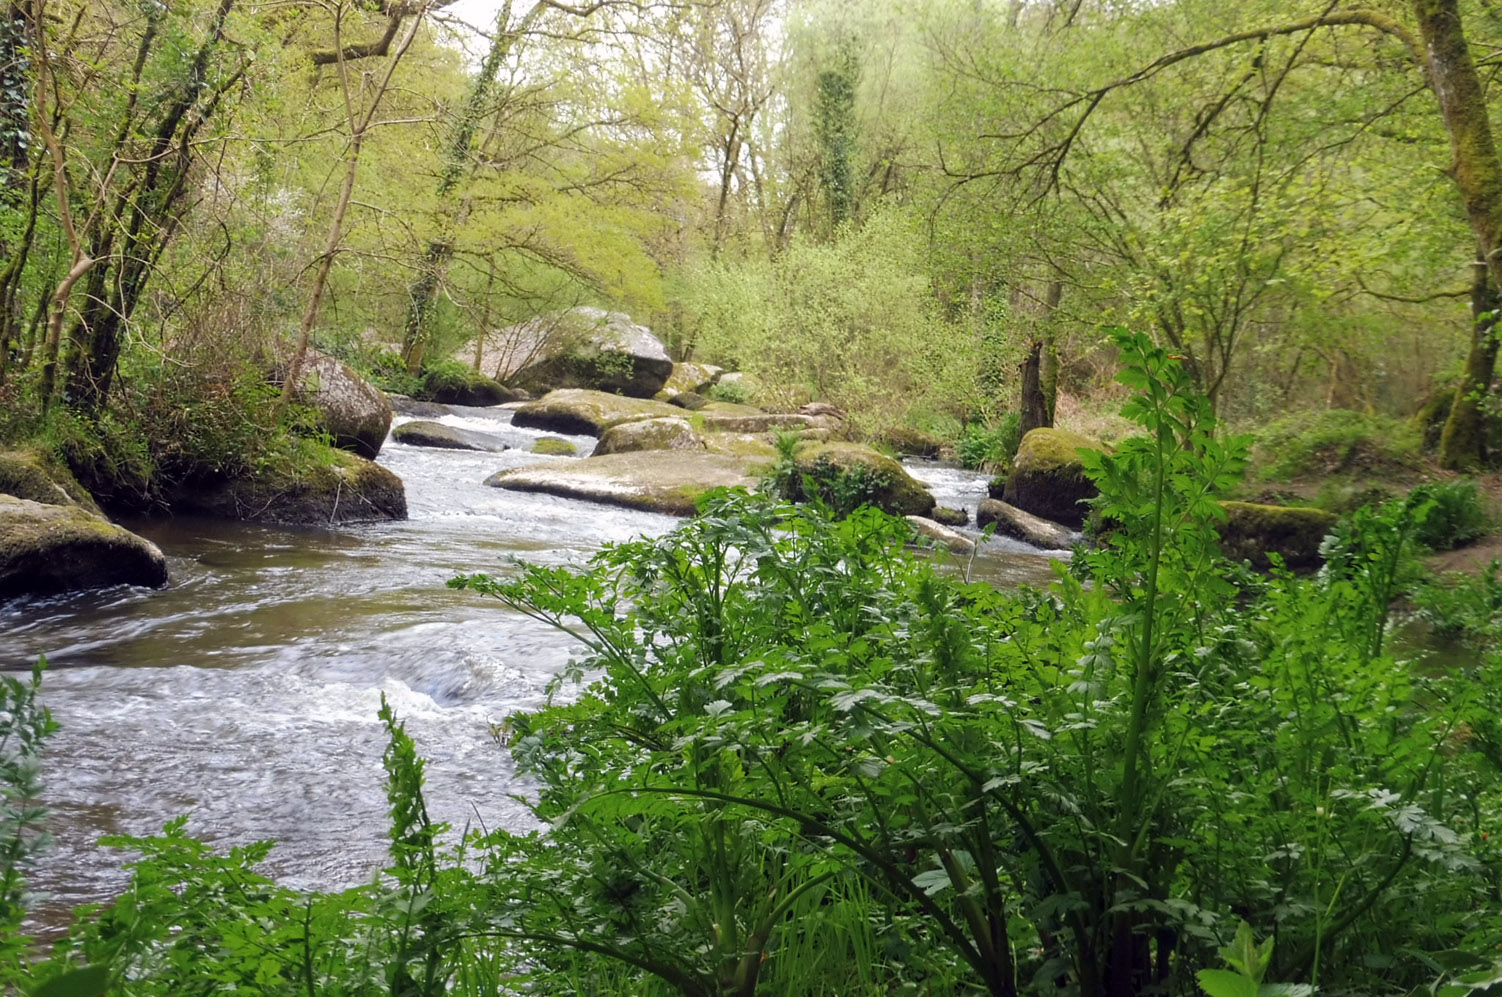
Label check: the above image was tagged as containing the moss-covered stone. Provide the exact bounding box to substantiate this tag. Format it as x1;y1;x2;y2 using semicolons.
596;417;706;455
701;411;825;434
661;362;723;396
702;434;780;460
883;426;944;459
287;349;393;459
668;391;710;411
793;441;936;517
391;420;513;452
0;450;102;514
531;437;578;456
1002;428;1100;528
931;505;969;527
500;308;674;398
0;495;168;598
170;448;407;525
511;389;684;437
486;450;768;516
1218;501;1338;570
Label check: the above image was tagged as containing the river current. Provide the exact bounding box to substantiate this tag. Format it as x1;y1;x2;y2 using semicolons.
1;405;1064;932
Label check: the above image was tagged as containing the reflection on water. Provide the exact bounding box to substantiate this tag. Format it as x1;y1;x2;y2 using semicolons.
1;409;1066;930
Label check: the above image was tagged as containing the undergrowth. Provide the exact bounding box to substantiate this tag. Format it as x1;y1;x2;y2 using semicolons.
5;330;1502;996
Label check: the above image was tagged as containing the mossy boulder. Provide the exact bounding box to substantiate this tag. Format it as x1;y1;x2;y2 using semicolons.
0;450;101;514
702;434;780;460
667;391;710;411
531;437;578;456
423;371;526;407
486;450;768;516
494;307;675;398
793;441;935;517
1218;501;1338;570
931;506;969;527
511;389;684;437
287;349;392;459
661;362;723;396
883;426;944;459
595;417;705;456
986;475;1007;500
906;515;974;555
1002;428;1100;528
391;420;514;453
701;411;828;434
386;395;452;418
978;498;1076;550
171;448;407;525
0;495;168;599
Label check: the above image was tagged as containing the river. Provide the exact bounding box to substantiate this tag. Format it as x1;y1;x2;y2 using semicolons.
1;405;1065;933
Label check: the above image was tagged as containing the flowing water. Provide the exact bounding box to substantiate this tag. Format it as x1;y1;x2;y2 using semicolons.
1;406;1065;932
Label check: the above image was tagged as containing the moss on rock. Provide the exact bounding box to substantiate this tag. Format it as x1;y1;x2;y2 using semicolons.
0;495;168;598
531;437;578;456
1002;428;1100;528
1218;501;1338;570
0;450;102;514
511;389;684;437
170;447;406;525
793;441;935;517
882;426;944;459
595;417;706;456
486;450;768;516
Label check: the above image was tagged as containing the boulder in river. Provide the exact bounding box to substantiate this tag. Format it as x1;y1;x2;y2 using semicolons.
486;450;767;516
511;389;684;437
531;437;579;456
978;498;1077;550
595;417;705;455
1218;501;1338;570
477;307;674;398
172;449;407;525
794;441;936;518
391;420;512;453
0;495;168;599
0;452;169;599
386;394;452;419
1002;428;1100;529
931;506;969;527
906;515;974;555
883;425;944;459
286;349;392;460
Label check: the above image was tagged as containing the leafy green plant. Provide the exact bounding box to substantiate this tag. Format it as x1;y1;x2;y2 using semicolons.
1412;560;1502;640
706;378;750;405
1411;479;1492;551
0;660;57;989
1196;921;1312;997
956;413;1020;471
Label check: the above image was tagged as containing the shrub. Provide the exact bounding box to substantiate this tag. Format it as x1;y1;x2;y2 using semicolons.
1411;478;1491;550
955;413;1020;471
706;378;749;405
1251;409;1421;480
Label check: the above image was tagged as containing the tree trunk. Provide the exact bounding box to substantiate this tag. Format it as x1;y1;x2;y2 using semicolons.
1040;279;1062;423
1439;254;1500;469
1019;339;1049;437
1415;0;1502;468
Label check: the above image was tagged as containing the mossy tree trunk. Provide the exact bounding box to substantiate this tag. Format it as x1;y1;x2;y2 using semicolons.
1414;0;1502;469
1439;252;1500;469
1019;339;1049;438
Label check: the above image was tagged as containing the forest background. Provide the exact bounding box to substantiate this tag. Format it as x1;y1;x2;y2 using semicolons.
5;0;1501;500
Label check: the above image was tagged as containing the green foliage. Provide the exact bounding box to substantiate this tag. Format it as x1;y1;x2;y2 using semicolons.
1411;479;1492;551
956;413;1020;471
1196;922;1312;997
705;378;749;405
1252;409;1422;481
0;661;57;989
1412;560;1502;641
759;432;894;518
442;329;1501;994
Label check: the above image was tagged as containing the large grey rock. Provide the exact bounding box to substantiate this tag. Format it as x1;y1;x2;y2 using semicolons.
595;417;705;455
0;495;168;599
978;498;1076;550
471;307;674;398
288;349;392;459
1002;428;1100;529
511;389;684;437
391;420;513;453
793;442;936;518
906;516;975;555
486;451;768;516
0;450;101;514
171;449;406;525
387;395;452;418
660;362;723;396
